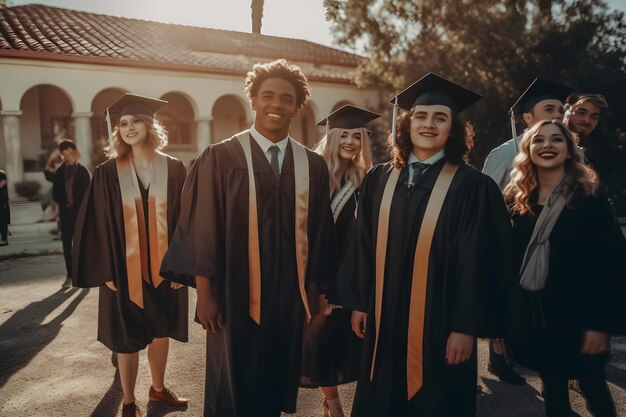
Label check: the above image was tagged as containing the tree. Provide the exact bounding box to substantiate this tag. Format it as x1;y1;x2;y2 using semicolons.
325;0;626;212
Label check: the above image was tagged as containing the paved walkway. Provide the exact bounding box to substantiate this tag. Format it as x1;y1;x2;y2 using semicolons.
1;254;625;417
0;221;62;260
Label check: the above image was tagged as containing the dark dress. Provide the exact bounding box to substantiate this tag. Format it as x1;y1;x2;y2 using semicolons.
0;170;8;241
351;160;518;417
511;193;626;417
300;184;363;388
45;162;91;277
160;135;338;417
72;156;188;353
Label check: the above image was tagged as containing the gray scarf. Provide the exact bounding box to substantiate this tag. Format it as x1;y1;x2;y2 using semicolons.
519;178;567;291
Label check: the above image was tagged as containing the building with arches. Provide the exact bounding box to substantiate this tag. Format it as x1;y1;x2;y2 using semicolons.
0;4;377;197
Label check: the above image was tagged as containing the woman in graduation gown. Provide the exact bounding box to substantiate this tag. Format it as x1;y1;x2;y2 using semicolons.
300;105;379;417
504;119;626;417
72;94;188;417
350;73;518;417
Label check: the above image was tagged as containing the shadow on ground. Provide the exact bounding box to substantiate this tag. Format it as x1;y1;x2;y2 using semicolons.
0;287;89;388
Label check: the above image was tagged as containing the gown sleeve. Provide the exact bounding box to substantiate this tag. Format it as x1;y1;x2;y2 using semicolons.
306;153;338;295
352;165;382;313
160;146;225;288
72;164;118;288
448;173;520;338
582;196;626;334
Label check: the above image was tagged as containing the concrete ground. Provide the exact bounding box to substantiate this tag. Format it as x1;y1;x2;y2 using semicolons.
1;254;625;417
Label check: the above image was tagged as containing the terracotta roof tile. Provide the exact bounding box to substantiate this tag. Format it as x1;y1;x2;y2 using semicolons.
0;4;362;82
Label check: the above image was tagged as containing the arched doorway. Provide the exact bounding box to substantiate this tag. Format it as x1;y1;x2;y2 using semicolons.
20;85;73;172
211;95;247;143
331;100;354;113
158;92;196;150
290;102;318;148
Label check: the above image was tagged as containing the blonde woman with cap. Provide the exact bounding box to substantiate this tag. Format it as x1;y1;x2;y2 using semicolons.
300;105;378;417
72;94;189;417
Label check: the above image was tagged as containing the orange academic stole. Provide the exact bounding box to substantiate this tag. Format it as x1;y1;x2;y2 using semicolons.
236;132;312;325
116;152;168;308
370;162;458;400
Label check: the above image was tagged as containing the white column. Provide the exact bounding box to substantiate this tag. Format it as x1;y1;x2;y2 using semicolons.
72;112;93;169
1;110;23;196
196;116;212;150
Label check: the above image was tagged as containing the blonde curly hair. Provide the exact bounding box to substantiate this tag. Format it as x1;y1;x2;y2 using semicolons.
105;114;168;159
504;119;598;215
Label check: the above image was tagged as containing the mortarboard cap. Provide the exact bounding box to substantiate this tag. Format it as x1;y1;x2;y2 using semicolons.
390;72;482;113
104;93;167;119
510;78;572;115
316;105;380;130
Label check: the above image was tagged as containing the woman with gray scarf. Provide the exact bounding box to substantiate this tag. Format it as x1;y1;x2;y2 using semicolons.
504;119;626;417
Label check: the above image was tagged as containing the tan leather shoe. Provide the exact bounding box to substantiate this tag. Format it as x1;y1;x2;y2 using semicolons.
121;402;142;417
149;386;188;407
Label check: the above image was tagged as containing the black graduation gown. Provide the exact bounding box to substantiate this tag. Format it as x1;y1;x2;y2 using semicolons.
72;156;188;353
351;159;518;417
0;170;9;238
300;187;363;388
160;136;338;417
511;194;626;375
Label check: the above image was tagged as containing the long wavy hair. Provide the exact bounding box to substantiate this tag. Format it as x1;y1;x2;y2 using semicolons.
105;114;168;159
313;127;373;195
389;106;475;168
504;119;598;215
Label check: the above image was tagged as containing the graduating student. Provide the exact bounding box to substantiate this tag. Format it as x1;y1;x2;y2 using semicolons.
483;78;572;190
350;73;517;417
482;79;572;382
564;93;612;184
73;94;189;417
160;59;337;417
0;169;8;246
44;139;91;288
300;105;379;417
505;119;626;417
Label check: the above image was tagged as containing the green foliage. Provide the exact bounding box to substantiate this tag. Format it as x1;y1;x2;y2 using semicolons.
324;0;626;205
14;180;41;201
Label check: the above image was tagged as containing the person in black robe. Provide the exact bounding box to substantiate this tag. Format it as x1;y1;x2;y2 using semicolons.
350;73;518;417
73;94;188;417
504;119;626;417
0;169;9;246
300;106;379;417
161;59;338;417
44;140;90;288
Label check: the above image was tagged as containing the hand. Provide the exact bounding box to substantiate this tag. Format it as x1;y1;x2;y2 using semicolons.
581;331;608;355
446;332;474;365
196;276;222;333
351;310;367;339
170;281;184;290
104;280;117;292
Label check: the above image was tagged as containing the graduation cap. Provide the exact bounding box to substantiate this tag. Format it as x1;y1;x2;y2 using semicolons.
388;73;482;144
316;105;380;136
510;78;572;115
104;93;167;139
508;78;572;150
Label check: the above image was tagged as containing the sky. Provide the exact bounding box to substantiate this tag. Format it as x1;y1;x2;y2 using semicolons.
8;0;626;52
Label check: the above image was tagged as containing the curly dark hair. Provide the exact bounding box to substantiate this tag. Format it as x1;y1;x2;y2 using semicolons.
389;107;475;168
244;59;311;110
